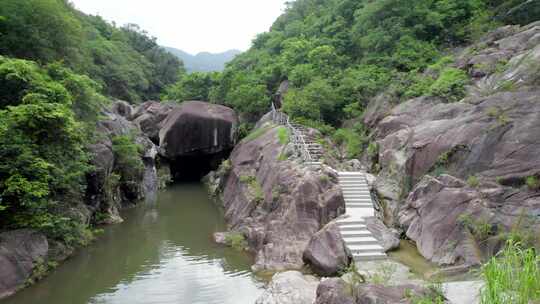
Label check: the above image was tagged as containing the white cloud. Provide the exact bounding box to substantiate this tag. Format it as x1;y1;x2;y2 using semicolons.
70;0;288;54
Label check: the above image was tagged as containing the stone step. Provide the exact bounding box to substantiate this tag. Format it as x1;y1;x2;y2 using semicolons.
348;244;384;253
336;220;366;226
342;236;379;245
340;231;373;238
344;198;372;202
346;205;374;209
339;180;368;184
342;190;370;195
344;195;371;199
353;252;387;261
340;180;366;183
339;224;369;231
344;197;372;201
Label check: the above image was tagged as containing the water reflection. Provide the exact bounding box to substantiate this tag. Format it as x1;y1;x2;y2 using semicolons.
3;183;263;304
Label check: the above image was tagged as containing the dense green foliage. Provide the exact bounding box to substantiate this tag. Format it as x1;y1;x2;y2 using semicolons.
0;0;183;102
0;1;183;245
163;72;220;101
0;56;99;244
162;0;535;133
203;0;507;126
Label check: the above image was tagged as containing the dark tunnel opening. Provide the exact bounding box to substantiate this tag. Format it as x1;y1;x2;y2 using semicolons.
168;150;232;182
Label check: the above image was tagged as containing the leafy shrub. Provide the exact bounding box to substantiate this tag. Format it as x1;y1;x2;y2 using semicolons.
428;68;469;102
467;175;480;187
111;134;144;191
333;128;363;159
277;126;290;145
239;175;264;204
526;176;540;190
224;232;248;251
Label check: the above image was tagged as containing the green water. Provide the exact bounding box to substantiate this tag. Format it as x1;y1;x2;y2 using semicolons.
3;183;263;304
388;240;439;278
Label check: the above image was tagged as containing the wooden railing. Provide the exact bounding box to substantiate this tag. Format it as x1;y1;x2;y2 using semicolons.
271;103;313;163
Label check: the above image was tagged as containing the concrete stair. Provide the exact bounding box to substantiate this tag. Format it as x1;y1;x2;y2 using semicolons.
337;171;387;262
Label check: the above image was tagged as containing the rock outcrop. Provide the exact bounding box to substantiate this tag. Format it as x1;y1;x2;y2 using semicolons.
208;122;345;271
85;102;158;224
255;271;319;304
86;100;238;223
314;278;446;304
0;230;48;299
363;22;540;266
159;101;238;159
315;278;355;304
303;222;351;276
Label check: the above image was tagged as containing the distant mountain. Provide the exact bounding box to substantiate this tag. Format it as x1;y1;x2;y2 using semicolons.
164;47;242;73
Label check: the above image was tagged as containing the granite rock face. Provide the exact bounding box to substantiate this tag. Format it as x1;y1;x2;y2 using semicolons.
0;230;48;299
208;123;345;272
363;23;540;266
85;103;158;224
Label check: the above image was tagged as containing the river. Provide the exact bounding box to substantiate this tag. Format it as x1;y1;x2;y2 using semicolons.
3;183;264;304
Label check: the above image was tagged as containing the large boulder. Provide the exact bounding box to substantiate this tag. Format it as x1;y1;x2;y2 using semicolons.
303;222;351;276
315;278;355;304
255;271;319;304
0;230;48;299
355;284;443;304
159;101;238;159
208;123;345;271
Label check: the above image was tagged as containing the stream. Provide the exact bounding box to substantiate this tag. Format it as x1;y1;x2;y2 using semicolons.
3;183;264;304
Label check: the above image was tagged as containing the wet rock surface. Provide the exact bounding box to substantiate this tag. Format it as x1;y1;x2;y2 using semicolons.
0;230;48;299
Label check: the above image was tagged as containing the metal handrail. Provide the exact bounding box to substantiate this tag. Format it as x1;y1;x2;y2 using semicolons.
270;103;313;163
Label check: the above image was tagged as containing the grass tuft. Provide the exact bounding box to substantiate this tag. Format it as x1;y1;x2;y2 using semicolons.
480;241;540;304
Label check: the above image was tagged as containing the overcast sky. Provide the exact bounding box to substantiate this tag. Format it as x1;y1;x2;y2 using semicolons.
70;0;288;55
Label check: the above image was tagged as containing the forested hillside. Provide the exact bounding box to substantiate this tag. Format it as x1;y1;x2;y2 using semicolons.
169;0;538;126
0;0;183;102
0;0;183;247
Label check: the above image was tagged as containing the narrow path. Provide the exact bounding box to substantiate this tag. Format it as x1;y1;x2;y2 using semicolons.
336;172;387;262
270;108;386;262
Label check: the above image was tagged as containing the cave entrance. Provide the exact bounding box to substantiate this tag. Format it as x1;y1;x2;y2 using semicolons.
169;150;231;182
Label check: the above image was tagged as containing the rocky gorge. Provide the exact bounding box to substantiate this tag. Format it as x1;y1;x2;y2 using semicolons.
1;18;540;304
0;100;239;299
208;21;540;304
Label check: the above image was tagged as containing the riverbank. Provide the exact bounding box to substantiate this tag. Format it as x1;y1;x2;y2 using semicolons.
3;183;263;304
